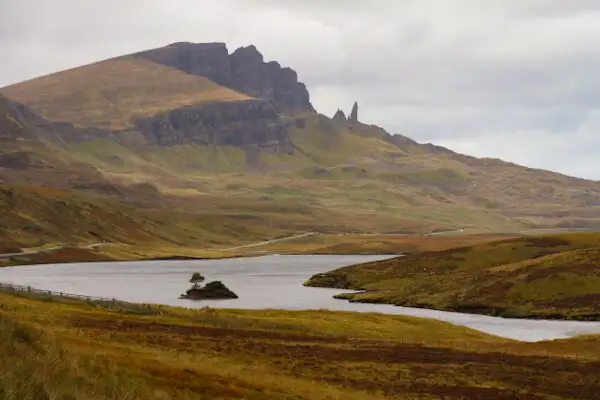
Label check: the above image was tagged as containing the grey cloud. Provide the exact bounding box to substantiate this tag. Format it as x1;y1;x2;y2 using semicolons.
1;0;599;179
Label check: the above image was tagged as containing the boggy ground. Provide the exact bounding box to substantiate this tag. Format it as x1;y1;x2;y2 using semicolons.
1;291;600;399
305;232;600;320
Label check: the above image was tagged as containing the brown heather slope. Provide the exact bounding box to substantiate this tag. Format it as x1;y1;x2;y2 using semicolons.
1;57;252;129
0;183;301;260
2;291;600;400
305;232;600;320
3;43;600;233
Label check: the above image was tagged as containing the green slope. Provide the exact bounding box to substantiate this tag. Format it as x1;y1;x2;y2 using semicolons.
305;233;600;320
3;50;600;233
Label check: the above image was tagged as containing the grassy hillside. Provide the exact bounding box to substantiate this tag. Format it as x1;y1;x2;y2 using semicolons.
0;183;306;258
253;232;518;255
41;117;531;233
1;291;600;399
0;314;149;399
1;57;251;129
3;46;600;233
305;233;600;320
37;112;600;232
1;181;464;266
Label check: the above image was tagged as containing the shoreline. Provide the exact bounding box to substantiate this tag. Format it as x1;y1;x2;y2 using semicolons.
328;291;600;322
3;254;600;342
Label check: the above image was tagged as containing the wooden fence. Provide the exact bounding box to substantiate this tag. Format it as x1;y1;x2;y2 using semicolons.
0;282;161;314
0;282;115;301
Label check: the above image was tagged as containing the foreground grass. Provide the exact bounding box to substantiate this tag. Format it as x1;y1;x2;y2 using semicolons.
305;233;600;320
0;314;152;399
2;292;600;399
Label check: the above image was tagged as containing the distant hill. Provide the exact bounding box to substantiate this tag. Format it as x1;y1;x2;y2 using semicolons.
2;43;600;233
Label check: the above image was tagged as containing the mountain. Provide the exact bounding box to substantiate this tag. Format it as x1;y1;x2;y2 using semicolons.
2;42;600;234
133;42;313;112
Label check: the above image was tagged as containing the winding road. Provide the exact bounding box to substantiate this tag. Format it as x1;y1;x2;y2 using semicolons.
0;233;319;260
216;232;317;251
1;227;596;260
0;243;108;260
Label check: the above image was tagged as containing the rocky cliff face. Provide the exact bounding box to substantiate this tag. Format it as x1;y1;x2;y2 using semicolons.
0;96;95;144
134;99;293;151
134;42;314;112
1;78;295;153
0;95;31;140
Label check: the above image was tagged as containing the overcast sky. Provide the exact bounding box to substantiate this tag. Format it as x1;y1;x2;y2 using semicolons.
2;0;600;179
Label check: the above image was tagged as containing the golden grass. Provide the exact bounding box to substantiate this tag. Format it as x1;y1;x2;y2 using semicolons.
0;313;151;399
256;233;518;255
306;233;600;320
0;183;299;259
2;292;600;399
1;57;251;129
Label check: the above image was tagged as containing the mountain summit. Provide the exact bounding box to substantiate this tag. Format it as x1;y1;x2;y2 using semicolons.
1;43;307;150
133;42;314;112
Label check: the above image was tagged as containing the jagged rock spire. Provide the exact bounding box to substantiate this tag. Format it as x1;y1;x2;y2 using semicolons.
333;109;347;122
349;101;358;122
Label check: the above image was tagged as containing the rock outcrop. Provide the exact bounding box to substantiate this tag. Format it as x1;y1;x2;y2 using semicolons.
0;95;30;140
0;151;52;169
2;94;296;154
180;281;239;300
134;99;293;151
230;45;312;112
332;109;347;122
331;102;359;124
349;101;359;122
135;42;314;112
134;42;234;86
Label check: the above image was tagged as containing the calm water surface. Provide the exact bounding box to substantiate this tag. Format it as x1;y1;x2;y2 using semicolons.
1;254;600;342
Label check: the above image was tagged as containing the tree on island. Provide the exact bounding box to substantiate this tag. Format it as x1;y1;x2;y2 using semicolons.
189;273;205;286
180;273;238;300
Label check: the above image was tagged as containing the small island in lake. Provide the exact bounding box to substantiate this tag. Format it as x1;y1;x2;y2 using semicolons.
179;273;238;300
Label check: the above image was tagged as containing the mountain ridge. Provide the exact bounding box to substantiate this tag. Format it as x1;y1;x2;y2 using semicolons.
2;42;600;233
132;42;314;112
